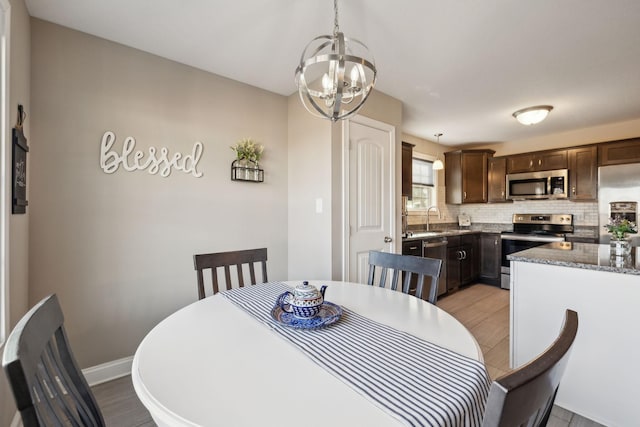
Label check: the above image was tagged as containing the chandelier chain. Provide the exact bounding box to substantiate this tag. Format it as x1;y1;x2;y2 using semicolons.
333;0;339;36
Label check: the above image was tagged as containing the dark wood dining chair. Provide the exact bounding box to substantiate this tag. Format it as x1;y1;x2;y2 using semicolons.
482;309;579;427
2;294;105;427
367;250;442;304
194;247;268;299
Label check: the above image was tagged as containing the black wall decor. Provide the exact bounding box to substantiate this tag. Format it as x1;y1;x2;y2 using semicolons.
12;105;28;214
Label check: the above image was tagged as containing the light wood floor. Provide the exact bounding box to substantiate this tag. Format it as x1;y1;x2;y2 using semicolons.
437;283;511;380
92;284;604;427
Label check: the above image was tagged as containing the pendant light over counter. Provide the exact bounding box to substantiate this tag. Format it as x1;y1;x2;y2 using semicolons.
295;0;377;121
432;133;444;170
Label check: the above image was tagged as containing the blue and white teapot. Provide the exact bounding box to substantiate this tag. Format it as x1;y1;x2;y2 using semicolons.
276;281;327;318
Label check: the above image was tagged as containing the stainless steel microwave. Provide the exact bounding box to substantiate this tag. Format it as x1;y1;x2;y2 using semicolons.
506;169;569;200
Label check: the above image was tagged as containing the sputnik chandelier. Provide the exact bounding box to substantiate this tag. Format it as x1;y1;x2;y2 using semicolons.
295;0;377;121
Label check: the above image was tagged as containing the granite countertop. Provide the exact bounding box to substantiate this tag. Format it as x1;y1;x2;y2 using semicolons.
508;242;640;275
403;223;511;241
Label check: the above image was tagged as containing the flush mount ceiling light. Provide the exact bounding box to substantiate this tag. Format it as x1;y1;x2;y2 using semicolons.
512;105;554;125
433;133;444;170
295;0;377;122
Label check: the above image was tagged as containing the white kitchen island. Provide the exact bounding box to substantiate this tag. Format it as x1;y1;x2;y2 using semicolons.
509;242;640;427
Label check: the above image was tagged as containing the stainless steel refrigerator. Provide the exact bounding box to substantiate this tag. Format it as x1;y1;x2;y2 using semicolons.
598;163;640;245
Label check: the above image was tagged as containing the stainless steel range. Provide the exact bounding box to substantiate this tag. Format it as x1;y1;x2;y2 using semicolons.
500;214;574;289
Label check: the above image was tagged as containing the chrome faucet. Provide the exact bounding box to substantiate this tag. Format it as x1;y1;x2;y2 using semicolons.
425;206;441;231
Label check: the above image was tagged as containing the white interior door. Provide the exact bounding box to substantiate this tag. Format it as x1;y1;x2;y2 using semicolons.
344;116;395;284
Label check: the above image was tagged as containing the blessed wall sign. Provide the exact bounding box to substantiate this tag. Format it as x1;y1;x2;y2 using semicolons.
99;131;204;177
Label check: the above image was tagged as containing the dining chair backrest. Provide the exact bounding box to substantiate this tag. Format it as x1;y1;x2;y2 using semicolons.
367;250;442;304
194;247;268;299
2;294;105;427
482;309;578;427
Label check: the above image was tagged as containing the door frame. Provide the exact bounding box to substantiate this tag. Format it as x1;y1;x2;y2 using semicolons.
341;115;396;281
0;0;10;345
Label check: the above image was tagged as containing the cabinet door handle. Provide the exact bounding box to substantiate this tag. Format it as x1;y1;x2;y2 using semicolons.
408;245;418;250
456;250;462;260
572;186;576;195
494;239;498;245
462;250;467;259
538;159;542;166
529;160;533;168
463;191;467;200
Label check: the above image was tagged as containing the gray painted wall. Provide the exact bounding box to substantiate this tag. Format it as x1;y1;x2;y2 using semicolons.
28;19;289;368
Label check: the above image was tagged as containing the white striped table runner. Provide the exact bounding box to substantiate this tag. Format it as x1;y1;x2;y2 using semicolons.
221;282;491;427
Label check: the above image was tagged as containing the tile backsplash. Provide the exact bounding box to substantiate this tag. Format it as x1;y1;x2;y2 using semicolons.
408;199;598;227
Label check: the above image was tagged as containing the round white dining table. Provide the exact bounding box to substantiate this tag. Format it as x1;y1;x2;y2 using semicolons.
132;281;484;427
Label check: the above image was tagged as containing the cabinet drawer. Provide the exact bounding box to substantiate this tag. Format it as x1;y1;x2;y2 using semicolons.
402;240;422;256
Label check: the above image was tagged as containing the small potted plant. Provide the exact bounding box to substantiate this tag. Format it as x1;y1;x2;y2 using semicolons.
605;216;637;257
604;216;637;240
231;138;264;181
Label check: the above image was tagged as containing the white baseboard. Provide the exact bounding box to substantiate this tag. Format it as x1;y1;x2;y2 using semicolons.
82;355;134;387
10;412;21;427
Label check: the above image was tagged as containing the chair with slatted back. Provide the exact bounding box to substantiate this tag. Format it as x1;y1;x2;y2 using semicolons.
194;247;268;299
482;309;579;427
2;294;105;427
367;250;442;304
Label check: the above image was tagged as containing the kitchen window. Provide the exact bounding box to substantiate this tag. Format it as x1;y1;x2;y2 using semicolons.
407;154;437;210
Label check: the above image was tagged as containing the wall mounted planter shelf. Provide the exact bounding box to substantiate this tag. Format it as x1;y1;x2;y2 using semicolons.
231;159;264;183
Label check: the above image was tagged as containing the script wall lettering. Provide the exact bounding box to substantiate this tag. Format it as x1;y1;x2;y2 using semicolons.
100;131;204;177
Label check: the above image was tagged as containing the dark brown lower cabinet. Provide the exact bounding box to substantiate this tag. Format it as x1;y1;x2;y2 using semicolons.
446;234;479;291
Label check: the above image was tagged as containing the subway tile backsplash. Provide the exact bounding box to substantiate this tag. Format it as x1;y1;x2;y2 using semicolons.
408;199;598;227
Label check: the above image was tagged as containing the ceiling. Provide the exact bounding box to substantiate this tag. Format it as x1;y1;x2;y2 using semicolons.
24;0;640;146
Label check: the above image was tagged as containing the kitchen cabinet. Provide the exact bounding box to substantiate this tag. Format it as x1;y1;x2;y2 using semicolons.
487;157;509;203
598;137;640;166
402;238;448;297
402;142;414;198
402;239;422;256
568;145;597;201
479;233;501;286
446;234;479;291
445;150;495;204
506;149;567;173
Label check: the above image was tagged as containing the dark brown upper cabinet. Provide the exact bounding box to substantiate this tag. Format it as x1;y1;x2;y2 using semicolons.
487;156;509;203
507;149;568;173
445;149;495;204
402;142;414;198
598;137;640;166
568;145;597;201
